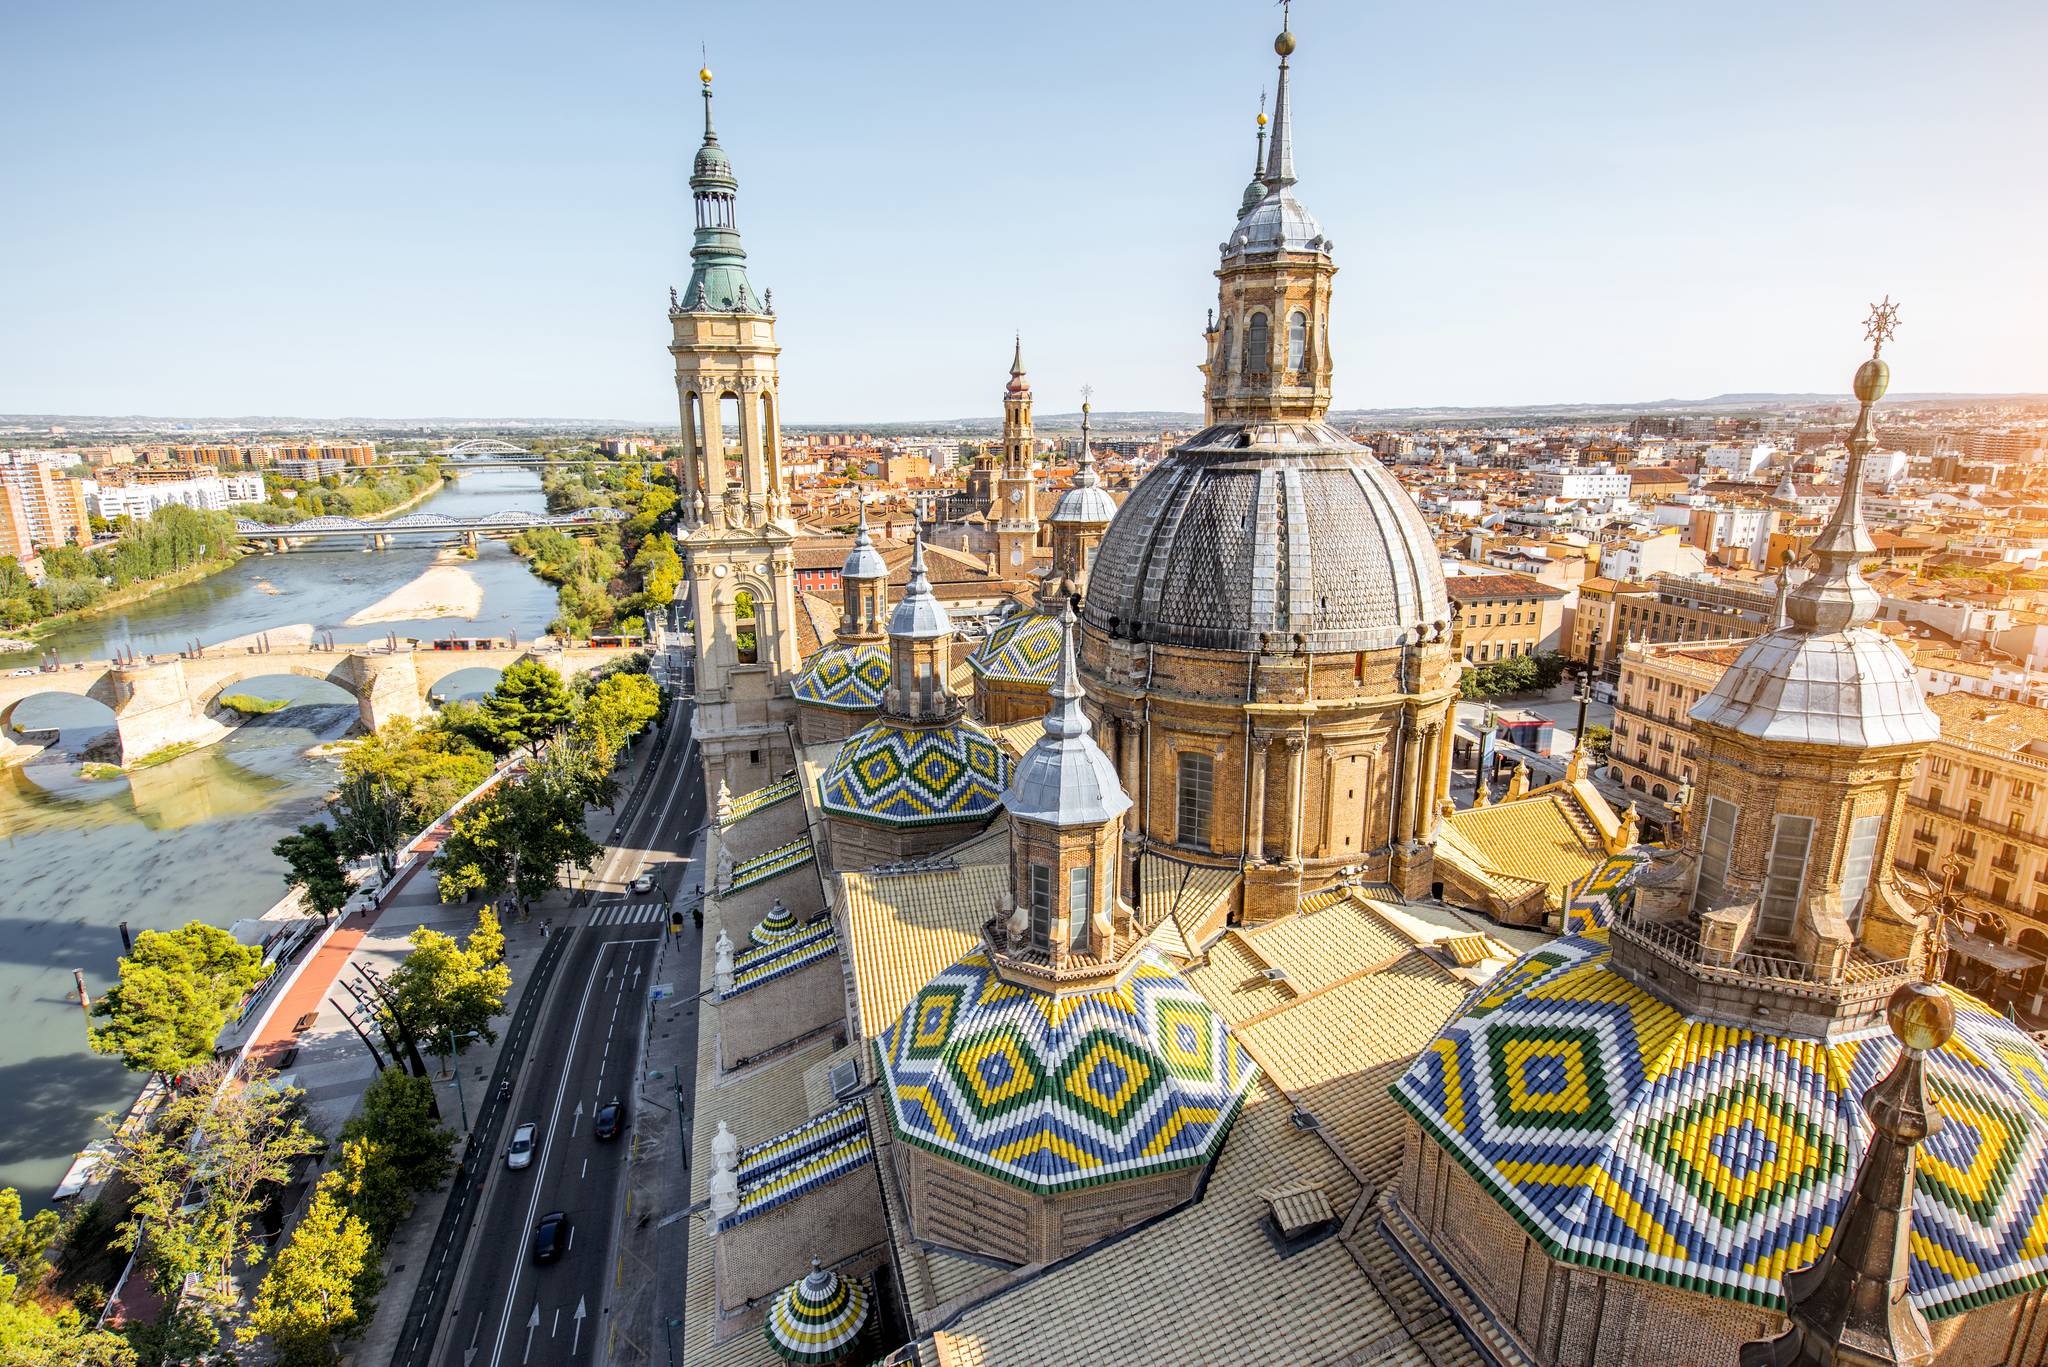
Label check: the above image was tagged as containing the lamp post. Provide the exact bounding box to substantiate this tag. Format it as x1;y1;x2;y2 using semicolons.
444;1027;482;1130
1574;626;1602;758
664;1317;683;1367
1473;703;1498;801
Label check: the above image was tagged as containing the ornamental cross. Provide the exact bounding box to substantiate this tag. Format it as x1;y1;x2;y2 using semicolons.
1923;849;1967;984
1864;295;1903;357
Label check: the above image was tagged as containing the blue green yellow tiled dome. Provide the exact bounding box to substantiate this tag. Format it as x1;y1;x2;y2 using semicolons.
793;642;891;712
1393;926;2048;1319
967;610;1063;686
764;1260;869;1365
819;720;1011;828
877;948;1258;1194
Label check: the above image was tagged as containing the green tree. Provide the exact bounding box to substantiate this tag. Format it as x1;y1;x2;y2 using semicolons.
384;908;511;1055
476;659;576;753
88;925;271;1078
503;759;602;909
327;772;408;881
273;823;352;923
0;1187;60;1304
433;796;513;904
573;671;661;766
109;1077;321;1361
336;1073;453;1234
242;1174;378;1366
341;715;494;831
0;1299;135;1367
1582;723;1613;766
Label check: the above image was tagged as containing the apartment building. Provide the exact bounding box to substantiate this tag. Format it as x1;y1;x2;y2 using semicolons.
1528;462;1631;503
91;471;265;521
1443;566;1566;662
1607;638;1748;830
0;459;92;560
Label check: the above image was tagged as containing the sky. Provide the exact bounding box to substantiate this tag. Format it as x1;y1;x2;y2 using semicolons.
2;0;2043;423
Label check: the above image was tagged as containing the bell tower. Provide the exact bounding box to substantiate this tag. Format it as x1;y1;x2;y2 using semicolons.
673;65;800;795
994;338;1041;575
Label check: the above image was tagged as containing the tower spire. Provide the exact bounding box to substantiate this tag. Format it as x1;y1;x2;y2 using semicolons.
1264;12;1298;189
1784;298;1899;635
1239;92;1270;217
683;65;759;313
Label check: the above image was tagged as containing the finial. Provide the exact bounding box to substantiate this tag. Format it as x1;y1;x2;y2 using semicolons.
1924;850;1966;985
1264;3;1298;187
1276;0;1296;55
699;43;711;86
1864;295;1902;359
1010;332;1024;377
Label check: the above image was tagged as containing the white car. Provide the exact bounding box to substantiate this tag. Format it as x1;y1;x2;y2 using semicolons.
507;1122;537;1170
628;869;657;894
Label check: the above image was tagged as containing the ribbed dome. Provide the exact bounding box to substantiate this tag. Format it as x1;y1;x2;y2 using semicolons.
1083;421;1450;653
1690;627;1937;749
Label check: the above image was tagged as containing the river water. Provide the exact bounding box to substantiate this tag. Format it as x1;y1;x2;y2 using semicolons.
0;471;560;1205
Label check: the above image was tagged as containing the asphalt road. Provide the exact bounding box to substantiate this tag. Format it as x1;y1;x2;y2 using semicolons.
395;695;705;1367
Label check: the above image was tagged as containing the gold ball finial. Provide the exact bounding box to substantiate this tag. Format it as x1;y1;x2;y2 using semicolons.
1256;111;1268;126
1887;980;1955;1054
699;66;713;84
1274;29;1296;56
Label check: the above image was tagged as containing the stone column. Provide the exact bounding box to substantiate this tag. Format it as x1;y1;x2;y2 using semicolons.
1435;702;1457;816
1284;734;1306;864
1418;723;1442;841
1246;734;1270;861
1397;717;1422;846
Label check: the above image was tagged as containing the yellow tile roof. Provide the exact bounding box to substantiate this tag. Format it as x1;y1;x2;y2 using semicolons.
988;716;1045;758
1435;780;1614;904
841;863;1009;1039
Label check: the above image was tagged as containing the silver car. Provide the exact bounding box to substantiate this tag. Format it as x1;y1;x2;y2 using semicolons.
507;1122;537;1170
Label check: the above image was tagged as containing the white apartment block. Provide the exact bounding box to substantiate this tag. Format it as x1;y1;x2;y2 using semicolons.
1528;463;1631;503
90;473;265;521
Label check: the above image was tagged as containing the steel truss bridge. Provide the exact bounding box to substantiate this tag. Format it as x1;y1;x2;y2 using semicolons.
235;506;623;544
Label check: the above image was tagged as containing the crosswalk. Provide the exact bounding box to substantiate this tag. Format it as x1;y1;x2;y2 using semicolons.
589;902;668;926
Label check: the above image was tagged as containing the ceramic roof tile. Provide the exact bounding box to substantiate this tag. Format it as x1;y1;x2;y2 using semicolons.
820;720;1012;828
842;863;1009;1039
791;641;891;711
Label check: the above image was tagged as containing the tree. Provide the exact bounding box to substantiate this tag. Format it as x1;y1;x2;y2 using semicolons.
88;924;271;1078
341;715;493;831
273;824;352;923
434;796;513;905
242;1175;378;1366
327;772;407;882
1583;724;1613;767
0;1187;59;1304
0;1300;135;1367
383;909;510;1057
108;1078;322;1361
573;671;661;766
502;760;602;909
476;659;575;753
337;1073;453;1234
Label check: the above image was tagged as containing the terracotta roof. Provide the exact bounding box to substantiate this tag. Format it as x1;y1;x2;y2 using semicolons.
1443;571;1568;602
1434;778;1618;907
1925;691;2048;751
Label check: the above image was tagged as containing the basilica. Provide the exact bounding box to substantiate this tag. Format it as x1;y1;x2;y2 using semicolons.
668;20;2048;1367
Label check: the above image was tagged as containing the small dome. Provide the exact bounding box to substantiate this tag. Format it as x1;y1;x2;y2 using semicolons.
967;610;1063;686
792;642;890;712
1004;606;1132;829
841;533;887;582
879;947;1257;1194
1050;481;1118;525
693;143;734;184
1225;186;1326;260
751;898;800;946
819;720;1011;828
887;534;951;640
764;1259;868;1365
1689;627;1937;749
1084;421;1449;654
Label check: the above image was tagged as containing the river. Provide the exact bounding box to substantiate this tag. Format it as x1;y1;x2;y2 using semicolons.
0;471;560;1205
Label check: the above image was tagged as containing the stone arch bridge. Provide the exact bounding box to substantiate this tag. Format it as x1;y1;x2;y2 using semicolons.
0;644;626;769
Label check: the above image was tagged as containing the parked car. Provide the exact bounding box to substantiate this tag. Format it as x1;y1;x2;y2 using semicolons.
531;1210;568;1263
628;868;657;894
593;1099;624;1141
507;1122;537;1170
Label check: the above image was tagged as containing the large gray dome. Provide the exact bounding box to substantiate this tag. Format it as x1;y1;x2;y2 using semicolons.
1082;420;1449;654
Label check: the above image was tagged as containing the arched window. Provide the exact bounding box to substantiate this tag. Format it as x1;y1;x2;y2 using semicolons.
1286;310;1307;372
719;393;743;459
1218;317;1233;381
1244;313;1269;379
1630;774;1646;792
734;588;758;665
1652;783;1668;801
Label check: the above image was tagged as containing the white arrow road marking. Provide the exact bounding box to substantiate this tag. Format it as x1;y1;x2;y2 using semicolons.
571;1298;587;1355
522;1304;539;1364
464;1311;485;1366
571;1101;583;1137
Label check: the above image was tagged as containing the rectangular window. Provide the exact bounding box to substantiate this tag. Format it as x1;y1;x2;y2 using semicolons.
1176;753;1214;852
1028;863;1054;949
1696;796;1738;910
1838;814;1880;930
1068;866;1093;953
1759;814;1815;942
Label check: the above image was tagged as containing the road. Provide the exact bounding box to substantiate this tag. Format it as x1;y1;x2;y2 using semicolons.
394;689;705;1367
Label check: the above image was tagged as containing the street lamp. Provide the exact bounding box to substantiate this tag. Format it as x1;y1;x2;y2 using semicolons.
1574;625;1602;760
664;1317;683;1367
443;1027;483;1129
1473;703;1498;801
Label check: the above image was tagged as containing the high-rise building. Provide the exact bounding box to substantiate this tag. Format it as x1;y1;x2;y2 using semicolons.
0;458;92;560
672;66;801;797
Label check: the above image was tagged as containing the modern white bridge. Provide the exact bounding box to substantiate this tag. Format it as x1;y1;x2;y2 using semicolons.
234;506;623;549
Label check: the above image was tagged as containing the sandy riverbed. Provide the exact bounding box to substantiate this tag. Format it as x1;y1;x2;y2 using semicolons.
344;553;486;627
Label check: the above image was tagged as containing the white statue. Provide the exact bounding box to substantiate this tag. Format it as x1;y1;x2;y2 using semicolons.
714;929;735;995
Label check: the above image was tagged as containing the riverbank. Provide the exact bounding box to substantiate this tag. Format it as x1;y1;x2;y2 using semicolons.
343;550;484;627
7;477;451;652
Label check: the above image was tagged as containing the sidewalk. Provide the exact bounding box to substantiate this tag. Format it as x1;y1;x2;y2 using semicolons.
603;820;708;1366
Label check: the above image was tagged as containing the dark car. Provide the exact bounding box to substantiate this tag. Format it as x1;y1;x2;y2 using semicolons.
531;1211;568;1264
593;1099;624;1141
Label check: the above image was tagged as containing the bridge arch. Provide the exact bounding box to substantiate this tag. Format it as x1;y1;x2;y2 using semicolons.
190;662;368;716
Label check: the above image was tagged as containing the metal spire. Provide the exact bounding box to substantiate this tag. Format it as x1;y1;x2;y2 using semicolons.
1043;602;1090;739
1240;91;1271;217
1263;7;1298;189
1010;332;1025;379
1074;388;1100;489
1783;299;1898;635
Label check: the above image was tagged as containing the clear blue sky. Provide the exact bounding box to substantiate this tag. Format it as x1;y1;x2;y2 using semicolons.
3;0;2042;423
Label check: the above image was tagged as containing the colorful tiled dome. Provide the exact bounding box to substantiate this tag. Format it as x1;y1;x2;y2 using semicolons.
967;609;1063;686
764;1259;869;1365
878;947;1258;1194
792;642;890;712
1393;928;2048;1319
819;720;1011;828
